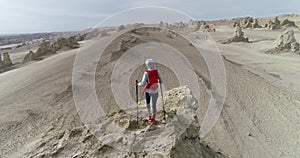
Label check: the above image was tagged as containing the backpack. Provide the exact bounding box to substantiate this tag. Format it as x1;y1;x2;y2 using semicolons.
145;69;159;90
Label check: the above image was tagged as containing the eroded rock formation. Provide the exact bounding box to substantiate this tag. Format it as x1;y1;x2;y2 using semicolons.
243;17;254;28
160;21;186;30
118;25;126;31
188;20;201;32
236;17;261;29
23;36;80;63
0;52;13;69
271;30;300;53
223;25;249;44
200;22;216;32
266;17;281;30
52;37;80;51
252;19;262;28
281;19;298;28
22;86;227;158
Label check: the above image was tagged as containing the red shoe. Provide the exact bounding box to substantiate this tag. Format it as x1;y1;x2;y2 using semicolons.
146;115;152;121
151;119;157;124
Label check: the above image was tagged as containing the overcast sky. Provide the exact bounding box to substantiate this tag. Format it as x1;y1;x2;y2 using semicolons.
0;0;299;34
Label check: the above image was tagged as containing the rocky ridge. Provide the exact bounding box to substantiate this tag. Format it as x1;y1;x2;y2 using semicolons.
23;86;227;158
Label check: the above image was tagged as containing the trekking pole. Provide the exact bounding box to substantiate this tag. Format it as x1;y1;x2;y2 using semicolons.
159;81;166;120
135;80;139;127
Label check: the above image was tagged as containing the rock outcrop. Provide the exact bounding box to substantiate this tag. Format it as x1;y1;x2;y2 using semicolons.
238;17;261;29
160;21;186;30
75;33;87;41
188;20;201;32
159;21;169;28
22;86;228;158
270;30;300;53
118;25;126;31
188;20;215;32
170;22;185;30
177;21;186;29
243;17;254;28
200;22;216;32
233;21;240;27
23;36;80;63
52;37;80;51
266;18;298;29
37;41;55;56
3;52;12;67
120;35;137;51
266;17;281;30
0;52;13;70
252;19;262;28
281;19;298;28
23;50;40;63
23;41;55;63
223;25;249;44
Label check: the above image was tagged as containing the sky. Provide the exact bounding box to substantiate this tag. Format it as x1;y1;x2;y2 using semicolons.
0;0;299;34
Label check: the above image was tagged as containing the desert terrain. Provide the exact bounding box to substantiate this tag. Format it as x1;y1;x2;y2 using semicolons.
0;14;300;158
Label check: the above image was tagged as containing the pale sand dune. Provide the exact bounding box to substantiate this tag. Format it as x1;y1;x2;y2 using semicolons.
0;17;300;157
209;27;300;93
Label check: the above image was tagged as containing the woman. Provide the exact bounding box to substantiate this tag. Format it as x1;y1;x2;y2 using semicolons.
137;59;162;124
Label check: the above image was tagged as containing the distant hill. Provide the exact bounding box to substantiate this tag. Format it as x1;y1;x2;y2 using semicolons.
0;31;83;46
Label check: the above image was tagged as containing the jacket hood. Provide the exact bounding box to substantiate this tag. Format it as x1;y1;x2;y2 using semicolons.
145;59;155;69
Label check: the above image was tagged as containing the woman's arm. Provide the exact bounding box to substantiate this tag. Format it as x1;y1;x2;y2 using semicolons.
138;72;148;87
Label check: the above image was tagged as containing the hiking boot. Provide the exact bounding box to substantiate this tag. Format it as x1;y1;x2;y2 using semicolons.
146;115;152;121
151;119;157;124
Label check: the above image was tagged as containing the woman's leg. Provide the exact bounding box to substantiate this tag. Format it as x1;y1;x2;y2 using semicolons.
151;92;159;120
145;92;151;117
